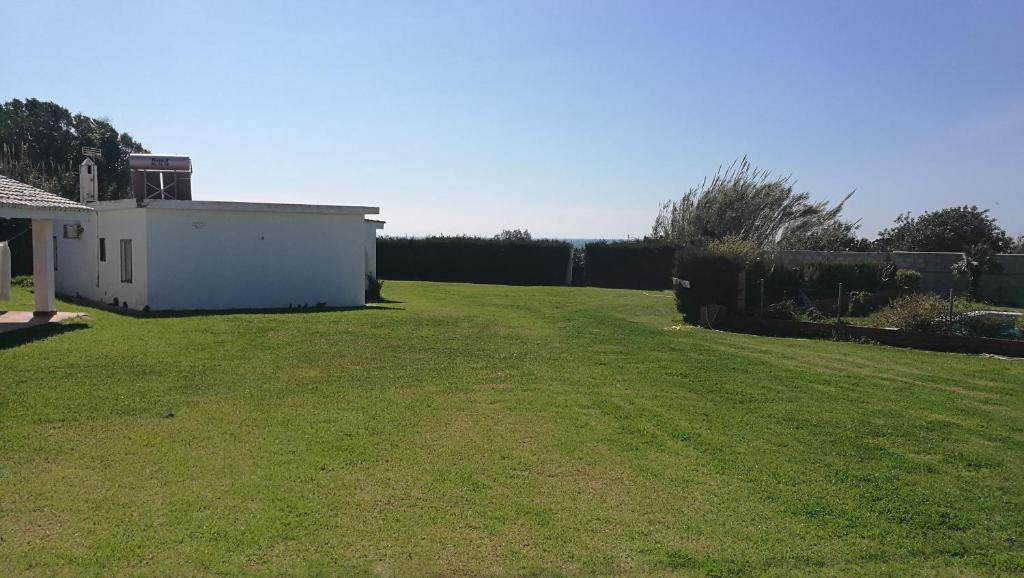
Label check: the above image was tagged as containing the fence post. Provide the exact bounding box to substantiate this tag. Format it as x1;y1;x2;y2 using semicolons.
737;269;746;314
759;278;765;318
948;288;954;334
836;282;843;321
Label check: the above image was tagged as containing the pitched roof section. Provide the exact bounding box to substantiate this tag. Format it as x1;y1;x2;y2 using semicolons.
0;175;92;213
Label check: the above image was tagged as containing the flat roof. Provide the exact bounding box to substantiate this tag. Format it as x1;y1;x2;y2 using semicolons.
89;199;379;216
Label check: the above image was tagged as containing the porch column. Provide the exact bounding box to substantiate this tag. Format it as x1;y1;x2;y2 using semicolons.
31;219;55;315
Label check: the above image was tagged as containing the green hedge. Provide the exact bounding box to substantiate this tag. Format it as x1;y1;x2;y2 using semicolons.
583;241;676;289
765;262;889;300
673;248;746;323
378;236;572;286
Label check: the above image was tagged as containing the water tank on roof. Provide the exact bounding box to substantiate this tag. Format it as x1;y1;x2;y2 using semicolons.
129;154;192;202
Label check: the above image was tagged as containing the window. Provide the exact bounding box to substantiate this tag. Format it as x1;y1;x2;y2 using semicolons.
87;164;92;175
120;239;132;283
99;238;106;262
53;236;58;271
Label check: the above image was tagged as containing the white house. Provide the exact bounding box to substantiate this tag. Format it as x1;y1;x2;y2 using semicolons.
0;174;94;315
48;154;382;311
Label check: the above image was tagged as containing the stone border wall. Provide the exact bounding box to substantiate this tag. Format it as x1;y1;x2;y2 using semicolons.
723;316;1024;358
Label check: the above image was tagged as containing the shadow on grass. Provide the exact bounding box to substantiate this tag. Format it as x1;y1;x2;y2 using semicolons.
132;304;405;319
57;295;403;318
0;322;89;351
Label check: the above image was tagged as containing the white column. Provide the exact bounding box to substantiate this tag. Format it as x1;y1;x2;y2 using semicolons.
31;219;55;315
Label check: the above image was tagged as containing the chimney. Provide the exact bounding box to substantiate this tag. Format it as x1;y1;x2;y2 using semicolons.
79;158;98;203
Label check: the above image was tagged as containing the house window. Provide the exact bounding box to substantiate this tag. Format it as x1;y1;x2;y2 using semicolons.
53;236;58;271
120;239;132;283
99;238;106;262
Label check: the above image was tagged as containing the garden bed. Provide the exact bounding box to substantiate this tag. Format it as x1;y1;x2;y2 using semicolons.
722;316;1024;358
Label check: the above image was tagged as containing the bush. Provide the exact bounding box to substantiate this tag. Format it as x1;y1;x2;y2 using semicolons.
583;241;676;289
673;247;750;324
765;300;798;320
570;248;586;286
848;291;871;316
960;313;1017;338
377;236;572;286
365;274;383;302
12;275;33;289
764;261;886;301
874;294;968;333
895;269;922;289
705;236;762;267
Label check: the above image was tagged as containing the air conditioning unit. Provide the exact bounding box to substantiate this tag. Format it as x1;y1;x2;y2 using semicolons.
63;223;84;239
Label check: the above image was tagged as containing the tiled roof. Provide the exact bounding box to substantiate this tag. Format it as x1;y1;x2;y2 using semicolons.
0;175;92;212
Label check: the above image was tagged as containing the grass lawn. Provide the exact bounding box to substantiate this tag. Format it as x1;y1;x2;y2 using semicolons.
2;281;1022;576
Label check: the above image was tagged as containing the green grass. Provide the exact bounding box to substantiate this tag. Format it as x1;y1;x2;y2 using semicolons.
2;282;1022;576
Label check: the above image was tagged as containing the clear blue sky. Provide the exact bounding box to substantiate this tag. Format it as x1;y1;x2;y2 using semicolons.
3;0;1022;239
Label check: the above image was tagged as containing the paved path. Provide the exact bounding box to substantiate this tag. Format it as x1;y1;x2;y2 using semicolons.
0;311;86;334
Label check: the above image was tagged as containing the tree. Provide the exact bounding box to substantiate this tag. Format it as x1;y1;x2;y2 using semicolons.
777;219;872;251
0;98;147;200
952;243;1002;300
652;157;853;250
874;206;1012;253
495;229;532;241
1011;235;1024;254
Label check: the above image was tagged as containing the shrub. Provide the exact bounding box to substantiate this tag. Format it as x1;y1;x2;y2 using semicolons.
764;261;886;300
12;275;33;289
874;294;968;333
960;313;1016;338
705;236;761;268
895;269;922;290
673;246;750;323
765;300;798;320
570;248;586;286
365;274;383;302
377;236;572;286
798;307;829;323
583;241;675;289
848;291;871;316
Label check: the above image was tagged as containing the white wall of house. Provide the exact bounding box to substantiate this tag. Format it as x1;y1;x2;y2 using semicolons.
54;213;99;300
55;205;148;309
55;200;376;311
364;220;383;282
97;206;149;309
145;204;368;310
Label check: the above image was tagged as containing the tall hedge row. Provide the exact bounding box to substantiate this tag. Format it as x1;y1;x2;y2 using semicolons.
583;241;676;289
673;248;746;323
764;261;889;300
377;237;572;286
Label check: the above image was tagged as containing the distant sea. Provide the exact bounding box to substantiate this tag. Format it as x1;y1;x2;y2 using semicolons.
561;238;624;249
